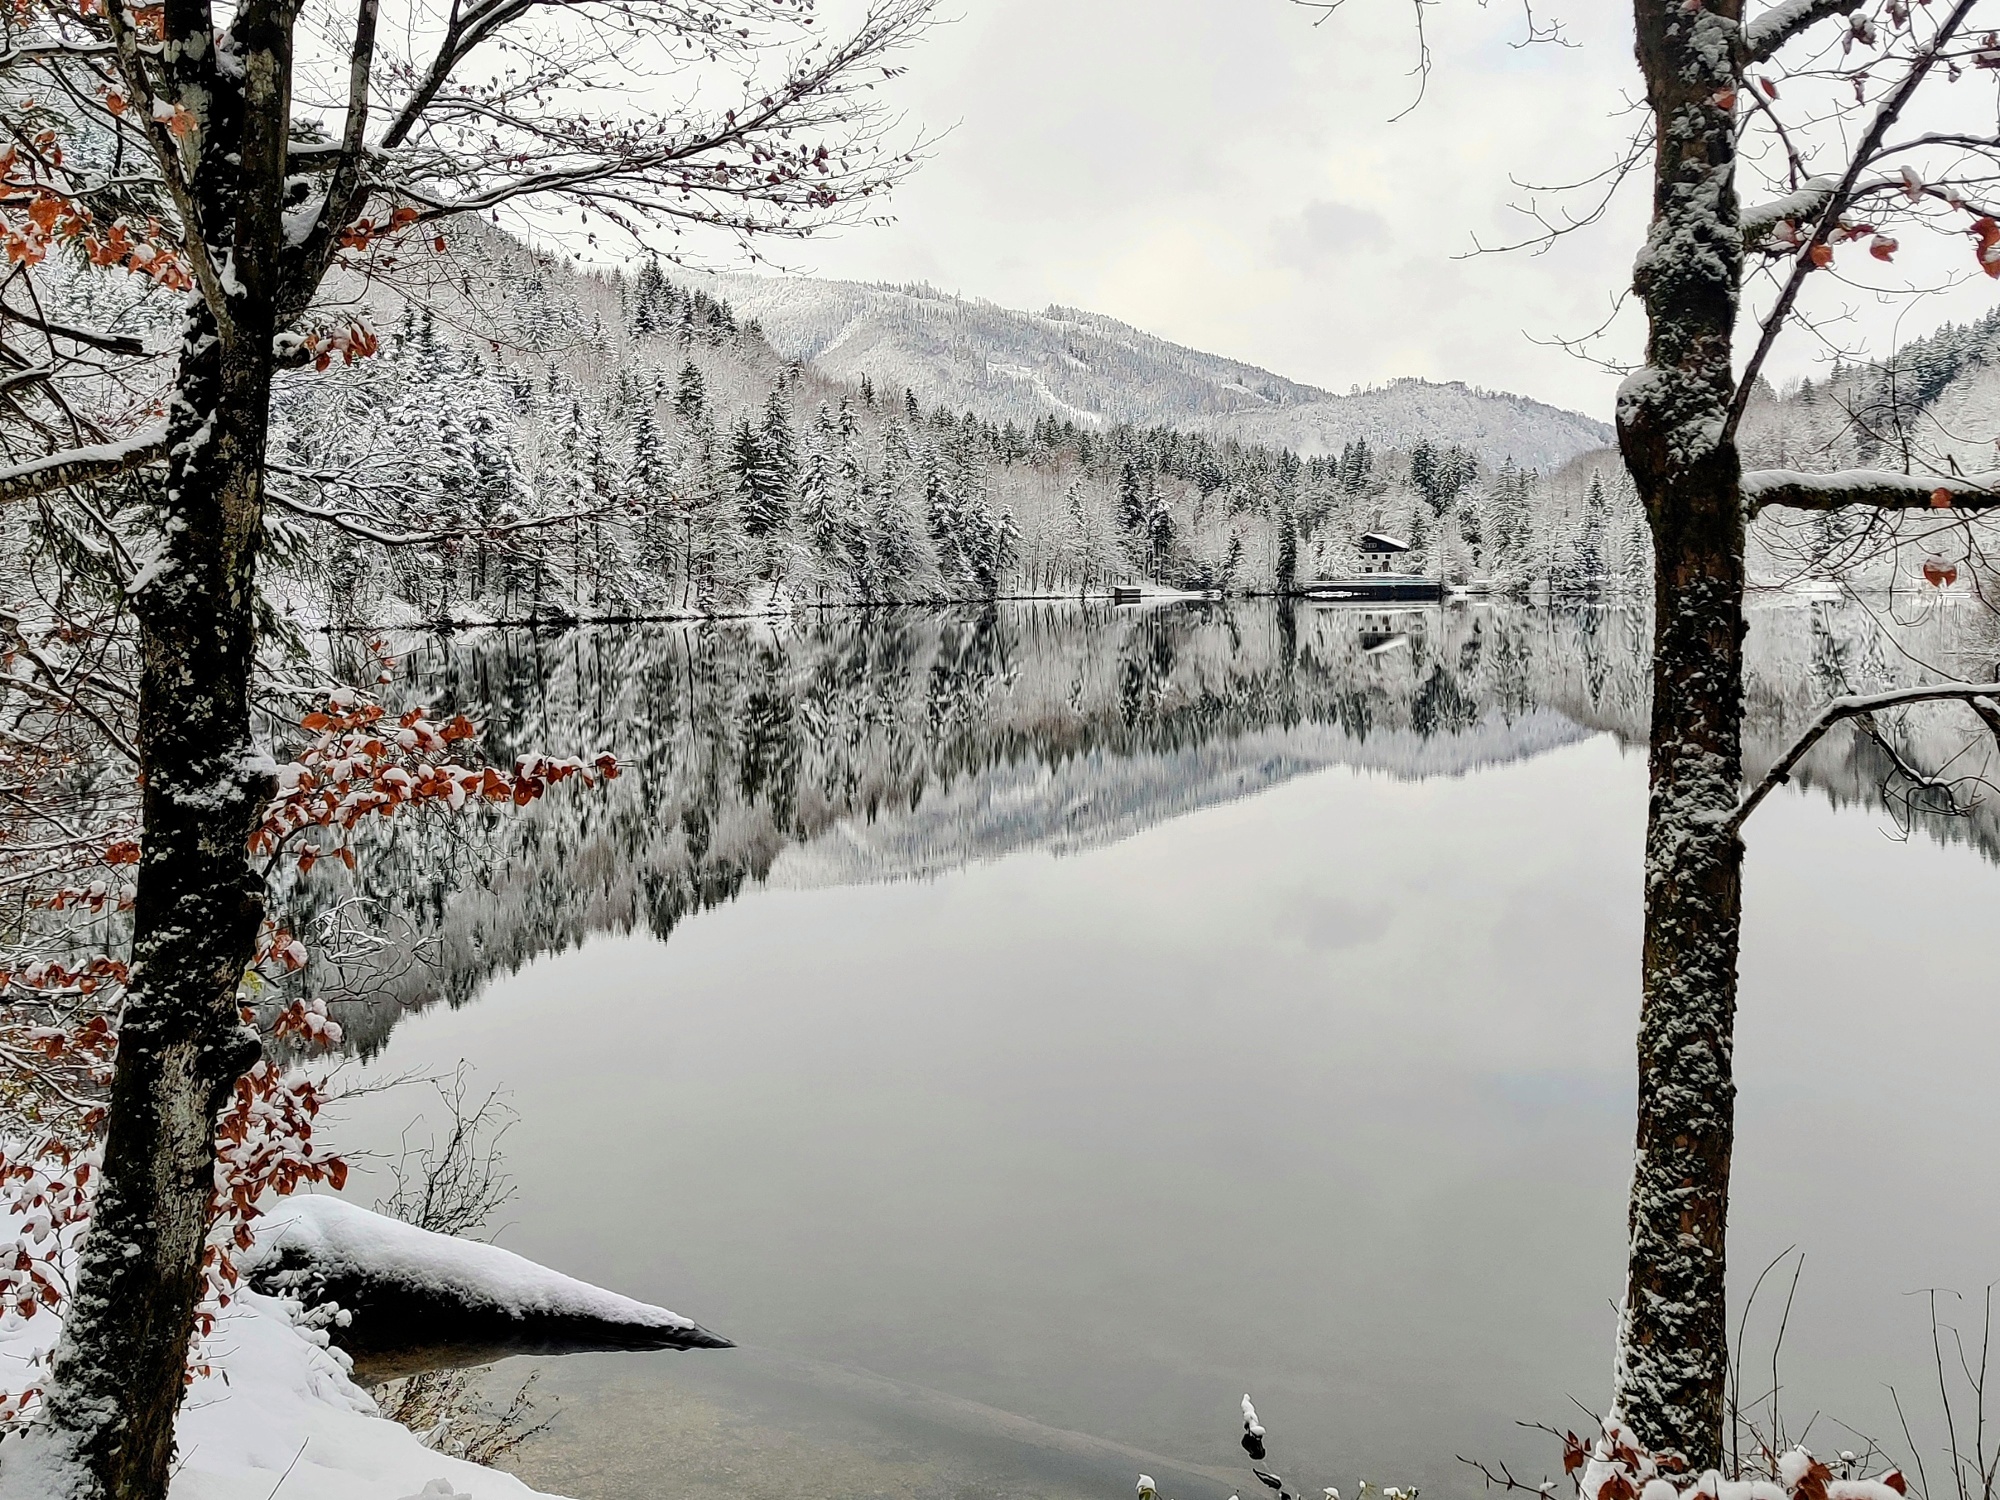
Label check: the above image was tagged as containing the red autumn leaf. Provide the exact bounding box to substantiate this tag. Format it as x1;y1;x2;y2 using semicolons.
1974;217;2000;278
1808;242;1834;267
1931;487;1955;508
1884;1474;1908;1496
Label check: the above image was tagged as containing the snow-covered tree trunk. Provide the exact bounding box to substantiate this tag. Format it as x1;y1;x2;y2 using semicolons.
34;0;300;1479
1612;0;1748;1471
45;318;283;1500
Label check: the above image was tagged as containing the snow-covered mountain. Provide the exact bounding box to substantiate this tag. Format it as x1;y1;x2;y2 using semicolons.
1186;378;1615;474
695;273;1614;470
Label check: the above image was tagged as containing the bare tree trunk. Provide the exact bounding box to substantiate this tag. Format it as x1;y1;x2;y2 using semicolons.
1612;0;1748;1471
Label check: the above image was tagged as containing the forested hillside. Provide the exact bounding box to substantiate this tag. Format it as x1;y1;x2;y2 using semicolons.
1740;308;2000;588
263;238;1649;628
688;272;1616;471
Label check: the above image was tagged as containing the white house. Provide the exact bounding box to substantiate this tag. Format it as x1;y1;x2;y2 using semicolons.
1357;533;1412;576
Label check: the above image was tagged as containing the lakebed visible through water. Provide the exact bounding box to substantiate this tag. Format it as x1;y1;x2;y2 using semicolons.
309;600;2000;1500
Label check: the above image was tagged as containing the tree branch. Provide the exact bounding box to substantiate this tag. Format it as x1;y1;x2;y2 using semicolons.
0;301;149;357
0;610;140;765
1733;682;2000;831
101;0;233;328
280;0;380;320
1743;468;2000;514
1745;0;1865;63
1726;0;1981;438
264;487;611;546
0;426;170;504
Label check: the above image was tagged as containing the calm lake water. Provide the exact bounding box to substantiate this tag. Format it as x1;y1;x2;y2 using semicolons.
311;600;2000;1500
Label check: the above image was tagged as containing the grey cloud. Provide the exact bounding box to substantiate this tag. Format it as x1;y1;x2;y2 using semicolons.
1272;199;1391;268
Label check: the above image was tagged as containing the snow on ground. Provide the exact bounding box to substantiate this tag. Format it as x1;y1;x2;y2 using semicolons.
0;1199;582;1500
165;1289;566;1500
0;1287;568;1500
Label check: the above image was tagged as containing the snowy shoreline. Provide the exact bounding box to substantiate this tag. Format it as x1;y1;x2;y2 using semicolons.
0;1196;723;1500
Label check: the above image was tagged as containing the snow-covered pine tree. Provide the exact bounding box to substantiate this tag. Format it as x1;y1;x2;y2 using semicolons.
797;405;852;602
870;420;936;600
1276;493;1300;595
1578;475;1608;592
728;388;798;582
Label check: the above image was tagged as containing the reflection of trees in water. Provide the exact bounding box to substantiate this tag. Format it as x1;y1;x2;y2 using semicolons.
286;599;1993;1056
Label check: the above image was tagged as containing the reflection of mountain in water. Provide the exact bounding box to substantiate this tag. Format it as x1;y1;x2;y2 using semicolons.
292;599;1999;1056
766;708;1595;890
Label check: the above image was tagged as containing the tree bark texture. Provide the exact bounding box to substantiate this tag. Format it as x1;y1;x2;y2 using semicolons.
1613;0;1749;1472
40;312;279;1500
40;0;295;1489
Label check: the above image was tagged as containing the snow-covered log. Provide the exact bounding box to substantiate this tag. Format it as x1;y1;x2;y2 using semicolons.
247;1196;731;1382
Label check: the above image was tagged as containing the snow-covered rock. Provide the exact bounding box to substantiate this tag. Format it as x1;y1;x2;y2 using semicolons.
247;1194;730;1381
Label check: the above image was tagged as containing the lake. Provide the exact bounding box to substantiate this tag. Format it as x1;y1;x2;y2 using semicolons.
308;599;2000;1500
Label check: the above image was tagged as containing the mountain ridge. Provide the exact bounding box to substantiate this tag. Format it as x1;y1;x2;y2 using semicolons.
689;270;1616;470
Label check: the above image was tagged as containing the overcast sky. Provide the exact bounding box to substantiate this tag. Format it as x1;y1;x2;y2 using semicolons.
705;0;1999;423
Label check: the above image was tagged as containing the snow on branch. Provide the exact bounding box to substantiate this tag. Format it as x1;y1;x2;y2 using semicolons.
0;302;149;358
0;427;170;505
1732;682;2000;831
1735;176;1908;249
1742;468;2000;514
1745;0;1866;62
265;489;616;548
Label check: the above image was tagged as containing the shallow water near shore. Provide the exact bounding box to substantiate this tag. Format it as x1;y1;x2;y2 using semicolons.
317;600;2000;1500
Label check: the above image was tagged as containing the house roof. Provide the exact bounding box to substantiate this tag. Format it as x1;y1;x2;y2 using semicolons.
1359;532;1411;553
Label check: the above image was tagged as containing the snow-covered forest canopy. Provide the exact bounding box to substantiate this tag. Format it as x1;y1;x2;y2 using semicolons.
259;232;1657;624
251;227;2000;630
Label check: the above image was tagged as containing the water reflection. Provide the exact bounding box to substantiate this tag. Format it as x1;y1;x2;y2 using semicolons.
294;598;1998;1058
312;598;2000;1500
